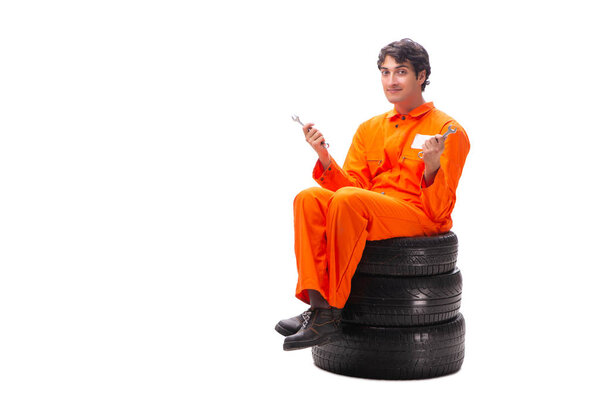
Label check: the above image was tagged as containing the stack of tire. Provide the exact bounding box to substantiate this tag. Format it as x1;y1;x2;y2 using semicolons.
312;231;465;380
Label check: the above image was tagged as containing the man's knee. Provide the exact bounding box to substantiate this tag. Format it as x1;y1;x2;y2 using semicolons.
329;187;370;211
331;186;367;202
294;187;332;211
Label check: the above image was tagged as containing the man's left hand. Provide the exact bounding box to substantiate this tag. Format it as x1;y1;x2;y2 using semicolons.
421;134;445;184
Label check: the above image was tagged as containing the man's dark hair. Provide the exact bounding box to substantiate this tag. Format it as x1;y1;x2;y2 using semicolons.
377;39;431;92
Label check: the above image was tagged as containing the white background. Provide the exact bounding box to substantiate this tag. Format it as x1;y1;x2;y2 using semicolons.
1;0;599;398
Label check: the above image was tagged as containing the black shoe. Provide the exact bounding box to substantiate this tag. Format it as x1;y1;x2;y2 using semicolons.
283;307;342;351
275;309;311;337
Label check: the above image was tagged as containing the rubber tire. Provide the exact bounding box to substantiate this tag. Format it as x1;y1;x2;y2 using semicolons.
312;314;465;380
358;231;458;276
342;268;462;326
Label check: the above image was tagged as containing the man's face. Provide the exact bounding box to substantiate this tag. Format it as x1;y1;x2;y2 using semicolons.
380;55;425;106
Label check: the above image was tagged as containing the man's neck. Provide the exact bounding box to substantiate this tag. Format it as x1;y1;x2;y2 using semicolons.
394;96;426;115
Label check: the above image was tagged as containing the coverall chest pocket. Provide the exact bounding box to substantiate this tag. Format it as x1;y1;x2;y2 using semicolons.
366;151;384;177
400;149;425;176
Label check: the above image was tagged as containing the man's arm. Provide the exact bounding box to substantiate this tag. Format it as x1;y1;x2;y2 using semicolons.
302;123;372;191
421;134;445;186
419;124;470;223
303;123;331;170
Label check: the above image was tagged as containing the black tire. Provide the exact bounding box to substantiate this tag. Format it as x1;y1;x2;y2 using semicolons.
313;314;466;380
358;231;458;276
342;269;462;326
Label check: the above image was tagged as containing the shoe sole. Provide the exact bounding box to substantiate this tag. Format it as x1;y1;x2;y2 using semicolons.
274;323;298;337
283;333;341;351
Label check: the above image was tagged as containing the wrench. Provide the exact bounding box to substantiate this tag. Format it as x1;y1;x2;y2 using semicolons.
418;125;457;159
291;114;329;148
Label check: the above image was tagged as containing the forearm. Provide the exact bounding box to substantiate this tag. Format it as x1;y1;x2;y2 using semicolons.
423;161;440;187
313;157;370;191
319;153;331;170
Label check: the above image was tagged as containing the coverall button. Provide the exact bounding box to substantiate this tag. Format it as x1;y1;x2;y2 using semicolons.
320;178;324;181
401;116;406;120
380;192;385;195
395;124;398;128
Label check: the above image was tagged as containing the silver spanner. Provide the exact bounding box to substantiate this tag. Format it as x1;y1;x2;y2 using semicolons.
291;114;329;148
418;125;457;159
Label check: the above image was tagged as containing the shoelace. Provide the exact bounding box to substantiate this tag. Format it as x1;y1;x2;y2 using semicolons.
301;310;313;329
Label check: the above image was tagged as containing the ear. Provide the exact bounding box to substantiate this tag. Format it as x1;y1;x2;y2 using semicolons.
416;69;426;85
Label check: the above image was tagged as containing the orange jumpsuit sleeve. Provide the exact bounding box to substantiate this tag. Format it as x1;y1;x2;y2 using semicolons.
420;123;470;223
312;125;371;191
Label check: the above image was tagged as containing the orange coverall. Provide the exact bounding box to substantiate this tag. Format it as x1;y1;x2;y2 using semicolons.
294;102;470;309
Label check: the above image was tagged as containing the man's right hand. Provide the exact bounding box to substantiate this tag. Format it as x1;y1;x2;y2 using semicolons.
303;123;331;169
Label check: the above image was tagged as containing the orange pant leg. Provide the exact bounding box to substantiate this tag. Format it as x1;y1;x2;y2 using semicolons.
294;186;440;309
293;187;334;306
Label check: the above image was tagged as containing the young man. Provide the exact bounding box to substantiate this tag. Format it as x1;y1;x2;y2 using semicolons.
276;39;470;351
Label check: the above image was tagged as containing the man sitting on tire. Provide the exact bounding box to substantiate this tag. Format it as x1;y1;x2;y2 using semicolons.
276;38;470;351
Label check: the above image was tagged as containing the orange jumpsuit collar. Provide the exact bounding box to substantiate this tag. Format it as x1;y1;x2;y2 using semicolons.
388;102;434;121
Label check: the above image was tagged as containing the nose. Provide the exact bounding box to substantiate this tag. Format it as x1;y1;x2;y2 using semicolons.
390;71;402;85
383;71;401;88
382;73;395;87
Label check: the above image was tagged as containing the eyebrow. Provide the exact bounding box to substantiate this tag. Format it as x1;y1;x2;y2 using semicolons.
380;64;410;70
